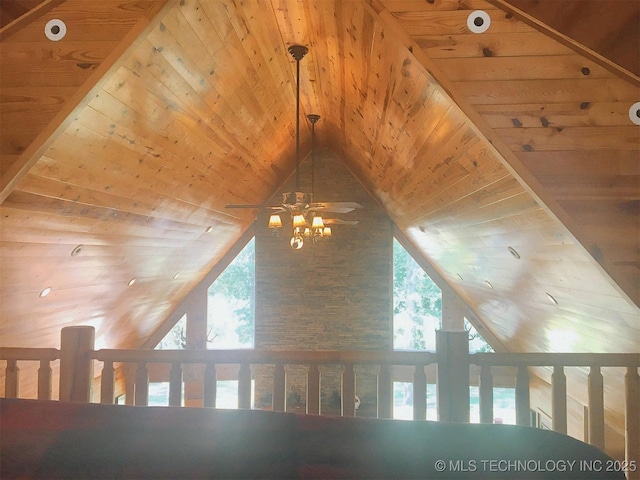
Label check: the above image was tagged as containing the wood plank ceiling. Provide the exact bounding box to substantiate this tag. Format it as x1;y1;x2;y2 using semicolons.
0;0;638;416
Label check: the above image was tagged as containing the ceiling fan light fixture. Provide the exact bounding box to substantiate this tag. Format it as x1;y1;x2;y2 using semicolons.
225;46;361;249
292;214;306;229
311;215;324;229
268;214;282;229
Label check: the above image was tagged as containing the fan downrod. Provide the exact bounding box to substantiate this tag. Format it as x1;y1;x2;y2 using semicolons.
288;44;308;61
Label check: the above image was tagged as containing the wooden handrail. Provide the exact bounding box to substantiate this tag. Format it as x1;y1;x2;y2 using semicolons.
471;352;640;367
93;348;438;365
0;347;59;361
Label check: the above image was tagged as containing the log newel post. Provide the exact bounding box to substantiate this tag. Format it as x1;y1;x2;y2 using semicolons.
413;364;427;420
306;363;320;415
272;363;286;411
59;326;95;403
436;330;469;422
342;363;356;417
479;364;494;424
625;366;640;480
377;363;392;419
552;364;567;434
100;360;115;404
515;365;531;426
5;359;19;398
587;365;605;450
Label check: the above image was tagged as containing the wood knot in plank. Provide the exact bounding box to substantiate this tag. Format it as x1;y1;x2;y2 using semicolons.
482;47;494;57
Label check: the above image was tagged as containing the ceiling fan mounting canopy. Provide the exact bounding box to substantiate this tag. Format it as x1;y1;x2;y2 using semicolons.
288;44;308;61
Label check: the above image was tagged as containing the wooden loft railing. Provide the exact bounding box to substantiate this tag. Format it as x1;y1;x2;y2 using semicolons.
1;326;639;480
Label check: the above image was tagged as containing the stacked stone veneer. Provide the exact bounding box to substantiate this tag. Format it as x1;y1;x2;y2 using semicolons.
254;149;392;414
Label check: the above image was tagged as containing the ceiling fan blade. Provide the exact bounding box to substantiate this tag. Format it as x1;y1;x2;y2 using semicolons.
225;204;265;209
225;204;286;212
323;218;359;225
308;202;363;214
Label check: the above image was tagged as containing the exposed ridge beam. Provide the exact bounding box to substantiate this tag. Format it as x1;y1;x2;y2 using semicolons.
0;0;65;40
0;0;175;205
489;0;640;86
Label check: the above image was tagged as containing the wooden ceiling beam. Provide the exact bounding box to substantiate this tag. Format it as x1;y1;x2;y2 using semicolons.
494;0;640;82
0;0;63;39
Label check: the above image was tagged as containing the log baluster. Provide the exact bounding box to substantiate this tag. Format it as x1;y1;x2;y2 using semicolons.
377;363;392;419
169;362;183;407
515;365;530;426
307;363;320;414
413;364;427;420
238;362;252;409
5;359;19;398
587;365;605;450
100;360;115;404
552;365;567;434
134;362;149;406
272;363;285;411
37;359;52;401
342;363;355;416
203;362;217;408
479;364;493;424
625;366;640;480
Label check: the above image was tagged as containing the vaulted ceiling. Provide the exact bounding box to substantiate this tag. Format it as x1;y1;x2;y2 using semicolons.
0;0;638;365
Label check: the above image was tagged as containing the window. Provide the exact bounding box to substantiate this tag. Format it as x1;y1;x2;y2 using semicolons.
155;314;187;350
150;240;255;408
393;238;442;351
466;318;494;353
207;238;255;349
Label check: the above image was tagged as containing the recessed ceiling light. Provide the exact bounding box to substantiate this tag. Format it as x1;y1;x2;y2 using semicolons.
44;19;66;41
127;278;136;286
71;244;84;256
39;287;52;298
456;273;464;281
546;293;558;305
173;273;180;279
484;280;493;289
467;10;491;33
629;102;640;125
206;226;213;233
508;246;521;259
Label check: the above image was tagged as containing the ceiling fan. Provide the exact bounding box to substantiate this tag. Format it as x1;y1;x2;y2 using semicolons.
225;45;362;249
